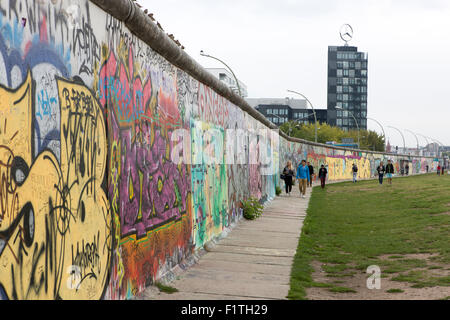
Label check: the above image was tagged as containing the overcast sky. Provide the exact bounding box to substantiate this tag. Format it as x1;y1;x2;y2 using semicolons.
141;0;450;147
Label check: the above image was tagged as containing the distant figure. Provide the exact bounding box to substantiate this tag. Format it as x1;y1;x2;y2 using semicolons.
385;160;394;185
282;161;294;196
437;164;441;176
318;164;328;189
307;161;314;187
426;165;429;173
400;167;405;176
377;162;386;185
442;165;445;176
352;163;358;183
405;164;409;176
296;160;310;198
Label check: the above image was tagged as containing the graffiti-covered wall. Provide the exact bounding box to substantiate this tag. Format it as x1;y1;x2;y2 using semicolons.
279;137;438;185
0;0;439;300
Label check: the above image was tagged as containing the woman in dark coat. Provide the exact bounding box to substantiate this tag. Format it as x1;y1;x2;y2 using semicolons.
282;161;294;196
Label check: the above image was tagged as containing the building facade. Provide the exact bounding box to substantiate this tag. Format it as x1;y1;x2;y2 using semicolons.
206;68;248;98
246;98;327;126
327;45;368;131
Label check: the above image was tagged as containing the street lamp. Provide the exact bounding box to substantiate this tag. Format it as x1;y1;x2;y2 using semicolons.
286;90;318;143
367;117;386;150
405;129;420;155
200;50;242;97
335;106;360;148
387;126;406;154
417;133;432;157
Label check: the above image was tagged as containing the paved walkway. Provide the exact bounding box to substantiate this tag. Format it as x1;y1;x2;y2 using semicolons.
141;185;312;300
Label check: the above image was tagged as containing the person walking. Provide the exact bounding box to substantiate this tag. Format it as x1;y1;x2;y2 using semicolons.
385;159;394;185
442;165;445;176
318;164;328;189
282;161;294;196
405;163;409;176
352;163;358;183
377;161;386;185
437;164;441;176
296;160;310;198
426;165;429;173
307;161;314;187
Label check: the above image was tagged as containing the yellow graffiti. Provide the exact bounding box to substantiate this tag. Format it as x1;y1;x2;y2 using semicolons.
0;75;111;300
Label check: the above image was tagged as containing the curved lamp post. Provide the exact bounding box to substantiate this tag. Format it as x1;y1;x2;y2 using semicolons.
200;50;242;97
336;106;360;148
405;129;420;155
387;126;406;154
417;133;432;156
286;90;318;143
367;117;386;150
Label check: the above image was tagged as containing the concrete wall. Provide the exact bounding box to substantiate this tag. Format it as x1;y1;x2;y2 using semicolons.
0;0;439;300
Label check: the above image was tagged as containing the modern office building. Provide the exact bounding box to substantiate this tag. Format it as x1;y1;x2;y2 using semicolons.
206;68;248;98
327;45;368;131
246;97;327;126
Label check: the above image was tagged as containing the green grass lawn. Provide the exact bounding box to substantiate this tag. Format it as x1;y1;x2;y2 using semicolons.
288;174;450;300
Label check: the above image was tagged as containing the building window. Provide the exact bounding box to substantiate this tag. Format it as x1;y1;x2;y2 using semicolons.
343;70;349;76
337;119;343;126
343;78;349;85
343;94;348;101
273;109;279;115
361;70;367;76
337;69;343;77
337;86;342;93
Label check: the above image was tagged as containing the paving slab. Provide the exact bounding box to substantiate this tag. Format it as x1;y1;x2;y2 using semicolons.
140;187;312;300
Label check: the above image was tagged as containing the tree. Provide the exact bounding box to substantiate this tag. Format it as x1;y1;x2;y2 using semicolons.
279;121;385;152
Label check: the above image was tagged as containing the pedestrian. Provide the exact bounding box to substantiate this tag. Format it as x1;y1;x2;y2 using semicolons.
307;161;314;187
426;165;429;173
377;161;386;185
386;159;394;185
442;165;445;176
296;160;310;198
352;163;358;183
282;161;294;196
405;163;409;176
437;164;441;176
318;164;328;189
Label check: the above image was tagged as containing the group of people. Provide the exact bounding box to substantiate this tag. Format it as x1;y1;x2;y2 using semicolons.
281;158;447;198
374;160;395;185
282;160;328;198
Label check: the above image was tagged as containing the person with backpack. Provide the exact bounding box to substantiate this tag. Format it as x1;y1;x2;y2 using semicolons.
282;161;294;196
318;164;328;189
377;162;386;185
296;160;310;198
307;161;314;187
385;159;395;185
352;163;358;183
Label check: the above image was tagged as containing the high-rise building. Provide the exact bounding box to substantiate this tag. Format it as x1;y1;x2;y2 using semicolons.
327;45;368;131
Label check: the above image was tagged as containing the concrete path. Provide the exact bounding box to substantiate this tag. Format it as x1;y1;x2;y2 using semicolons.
140;185;312;300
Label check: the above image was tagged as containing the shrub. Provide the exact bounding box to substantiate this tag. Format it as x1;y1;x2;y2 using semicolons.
242;197;264;220
276;186;282;196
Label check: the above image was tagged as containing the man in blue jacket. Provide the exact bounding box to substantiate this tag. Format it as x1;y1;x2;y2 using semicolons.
297;160;310;198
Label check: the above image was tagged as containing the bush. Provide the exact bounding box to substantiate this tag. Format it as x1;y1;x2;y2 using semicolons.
276;186;282;196
242;197;264;220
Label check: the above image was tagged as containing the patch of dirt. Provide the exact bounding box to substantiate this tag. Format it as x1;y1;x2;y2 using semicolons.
306;258;450;300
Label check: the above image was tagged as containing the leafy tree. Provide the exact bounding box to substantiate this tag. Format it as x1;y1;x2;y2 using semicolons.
279;121;385;152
